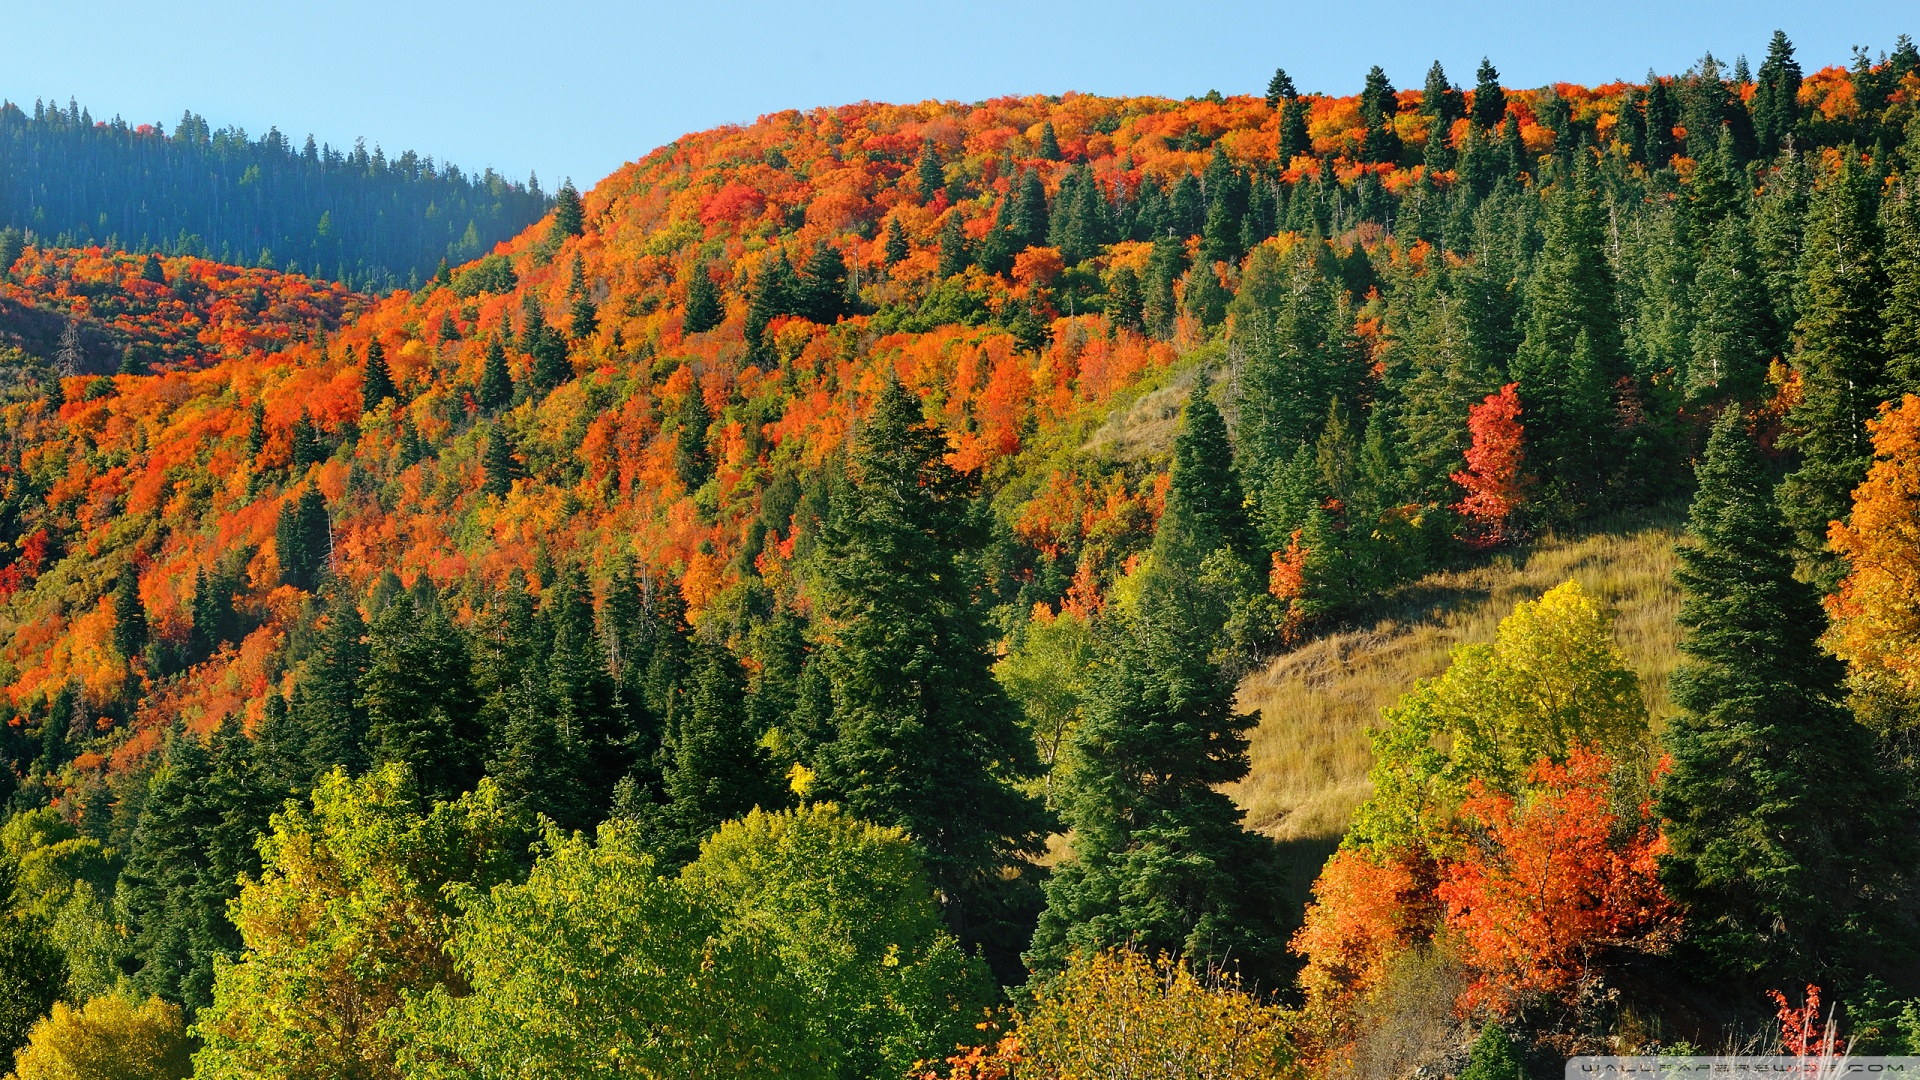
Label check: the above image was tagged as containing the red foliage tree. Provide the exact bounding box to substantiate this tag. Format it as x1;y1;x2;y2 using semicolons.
1436;745;1674;1012
1452;383;1530;548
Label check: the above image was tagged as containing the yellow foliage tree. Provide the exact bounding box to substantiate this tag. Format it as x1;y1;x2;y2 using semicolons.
1349;580;1649;851
1012;948;1291;1080
7;995;191;1080
1827;395;1920;700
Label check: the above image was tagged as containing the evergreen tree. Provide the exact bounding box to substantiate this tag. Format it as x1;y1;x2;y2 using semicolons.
275;485;330;591
1278;96;1312;166
1142;235;1184;340
1421;61;1465;126
487;669;590;831
1885;171;1920;397
797;240;849;324
187;567;236;665
675;386;713;491
295;588;369;781
551;179;584;242
644;637;782;864
142;252;166;283
118;344;147;376
1688;210;1772;404
1359;66;1403;164
1779;151;1887;575
361;341;395;411
568;271;598;342
543;566;628;818
683;262;723;334
1011;168;1050;250
246;399;267;458
1265;68;1297;110
1473;58;1507;129
882;216;910;266
1037;121;1062;161
1510;157;1626;515
477;335;513;412
915;138;945;203
523;297;570;390
1660;409;1910;977
1643;74;1681;167
289;411;324;470
360;594;485;804
1029;394;1283;980
1199;152;1248;265
811;375;1047;965
1751;31;1804;158
745;252;798;360
1170;173;1205;237
482;427;521;499
113;570;147;662
1459;1024;1524;1080
937;215;970;278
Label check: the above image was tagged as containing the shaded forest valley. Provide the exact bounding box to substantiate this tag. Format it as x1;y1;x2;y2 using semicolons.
4;29;1920;1080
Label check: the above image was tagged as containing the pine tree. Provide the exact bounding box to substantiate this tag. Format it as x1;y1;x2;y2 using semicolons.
811;375;1047;964
1660;408;1910;977
550;179;584;242
1265;68;1297;110
882;216;910;266
523;297;570;390
1011;168;1050;251
118;344;147;376
745;252;798;361
568;268;598;342
543;566;627;818
360;594;484;804
1510;157;1625;515
482;427;521;499
1473;58;1507;129
295;588;369;781
1885;171;1920;397
246;399;266;458
1779;151;1887;575
1142;235;1184;340
1029;393;1283;980
142;252;166;283
361;341;395;411
477;335;513;411
1751;31;1804;158
1199;151;1248;265
1037;121;1062;161
1360;66;1402;164
644;637;782;864
436;309;459;343
187;567;236;665
1421;61;1464;126
1643;75;1681;167
675;385;713;492
937;215;970;278
275;485;330;591
289;411;324;470
1170;173;1205;237
1688;210;1772;404
797;240;849;324
916;138;945;203
1277;96;1312;166
113;570;147;662
682;262;723;334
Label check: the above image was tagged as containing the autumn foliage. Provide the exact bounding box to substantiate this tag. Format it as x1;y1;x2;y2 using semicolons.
1826;395;1920;695
1451;383;1528;548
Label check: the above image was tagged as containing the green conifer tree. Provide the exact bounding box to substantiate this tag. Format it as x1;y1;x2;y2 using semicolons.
882;216;910;266
482;427;521;499
113;570;147;662
1473;58;1507;129
675;386;713;492
1265;68;1297;110
915;138;945;203
543;567;628;818
644;637;782;864
1360;66;1403;164
289;411;324;470
683;262;723;334
937;215;970;278
745;252;798;361
1885;170;1920;396
295;588;369;781
477;335;513;412
811;376;1047;966
1012;168;1050;250
1660;408;1910;977
1778;151;1887;576
797;240;849;324
360;595;485;804
550;179;584;242
1037;121;1062;161
1028;394;1282;980
361;341;396;411
523;297;571;390
1278;96;1311;165
118;344;147;376
275;485;330;591
1688;210;1772;404
1751;31;1804;158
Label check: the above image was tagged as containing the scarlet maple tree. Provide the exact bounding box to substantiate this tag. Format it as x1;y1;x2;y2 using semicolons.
1452;383;1530;548
1436;745;1673;1012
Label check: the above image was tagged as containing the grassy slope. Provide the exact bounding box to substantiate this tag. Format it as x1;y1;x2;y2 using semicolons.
1228;506;1686;907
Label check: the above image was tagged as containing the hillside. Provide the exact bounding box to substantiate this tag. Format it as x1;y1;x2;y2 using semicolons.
0;99;550;290
2;31;1920;1073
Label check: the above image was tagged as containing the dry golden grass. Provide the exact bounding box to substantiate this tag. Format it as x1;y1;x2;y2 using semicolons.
1229;505;1687;849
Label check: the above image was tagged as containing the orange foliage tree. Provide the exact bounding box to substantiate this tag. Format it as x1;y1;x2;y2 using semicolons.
1435;746;1673;1012
1826;395;1920;696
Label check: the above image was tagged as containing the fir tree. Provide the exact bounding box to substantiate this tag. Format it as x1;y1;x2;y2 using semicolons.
246;399;266;458
1751;31;1804;158
550;179;584;242
1011;168;1050;250
745;252;798;361
275;485;330;591
187;567;236;665
482;427;521;499
1473;58;1507;129
142;252;166;283
797;240;849;324
1885;171;1920;397
1277;96;1312;166
1142;235;1184;340
1688;210;1772;404
811;375;1047;965
882;216;910;266
360;594;485;804
543;567;627;818
118;344;147;376
682;261;723;334
477;335;513;412
644;636;782;864
289;410;324;470
1643;74;1681;167
1265;68;1297;110
361;340;395;411
1169;173;1205;237
1421;61;1465;126
1510;157;1625;515
1199;152;1248;265
915;138;945;203
1037;121;1062;161
1029;394;1283;980
295;588;369;781
436;309;460;342
113;570;147;662
1779;151;1887;576
1660;408;1910;977
568;259;598;342
1360;66;1403;164
523;297;570;390
675;385;713;492
937;215;970;278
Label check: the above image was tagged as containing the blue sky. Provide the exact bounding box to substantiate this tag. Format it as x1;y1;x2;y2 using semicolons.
2;1;1912;192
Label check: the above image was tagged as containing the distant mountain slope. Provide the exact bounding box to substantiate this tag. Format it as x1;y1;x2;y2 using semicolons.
0;99;550;291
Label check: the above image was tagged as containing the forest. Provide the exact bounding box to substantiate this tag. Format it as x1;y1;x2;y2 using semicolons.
0;98;552;292
2;27;1920;1079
